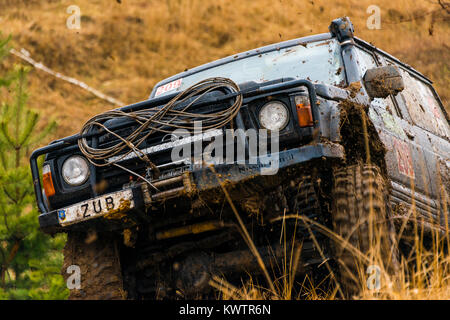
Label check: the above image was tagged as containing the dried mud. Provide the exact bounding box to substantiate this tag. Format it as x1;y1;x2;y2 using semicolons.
338;98;388;174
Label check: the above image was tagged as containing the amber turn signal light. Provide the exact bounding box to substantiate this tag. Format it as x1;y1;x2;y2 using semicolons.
42;164;55;198
295;95;314;127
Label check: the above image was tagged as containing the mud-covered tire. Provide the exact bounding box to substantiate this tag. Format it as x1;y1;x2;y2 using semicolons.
62;231;126;300
331;163;398;297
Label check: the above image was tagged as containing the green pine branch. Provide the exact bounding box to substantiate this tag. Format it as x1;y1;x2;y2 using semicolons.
0;31;66;299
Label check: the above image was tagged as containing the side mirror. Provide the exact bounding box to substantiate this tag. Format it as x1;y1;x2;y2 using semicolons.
363;65;404;99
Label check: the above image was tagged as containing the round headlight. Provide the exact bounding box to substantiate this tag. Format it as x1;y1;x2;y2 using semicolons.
258;101;289;131
62;156;90;186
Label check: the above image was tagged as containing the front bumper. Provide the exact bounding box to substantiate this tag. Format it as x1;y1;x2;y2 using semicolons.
38;143;344;234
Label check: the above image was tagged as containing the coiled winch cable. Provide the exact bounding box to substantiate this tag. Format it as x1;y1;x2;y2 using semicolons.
78;77;243;190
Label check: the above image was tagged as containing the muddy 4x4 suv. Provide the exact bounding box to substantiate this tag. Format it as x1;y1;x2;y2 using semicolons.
31;17;449;299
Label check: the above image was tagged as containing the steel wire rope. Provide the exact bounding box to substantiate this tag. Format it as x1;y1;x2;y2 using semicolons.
77;77;243;189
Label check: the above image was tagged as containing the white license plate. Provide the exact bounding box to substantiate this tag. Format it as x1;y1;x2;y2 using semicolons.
57;189;134;226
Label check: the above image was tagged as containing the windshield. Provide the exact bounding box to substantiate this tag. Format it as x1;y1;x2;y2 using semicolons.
153;38;345;97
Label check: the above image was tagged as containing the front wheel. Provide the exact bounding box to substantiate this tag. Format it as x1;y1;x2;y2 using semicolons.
331;163;399;297
61;231;126;300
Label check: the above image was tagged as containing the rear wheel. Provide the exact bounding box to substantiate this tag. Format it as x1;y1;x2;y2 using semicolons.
62;231;126;300
331;163;398;297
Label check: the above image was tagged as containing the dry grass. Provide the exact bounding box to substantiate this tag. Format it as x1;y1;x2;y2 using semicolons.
0;0;448;141
210;210;450;300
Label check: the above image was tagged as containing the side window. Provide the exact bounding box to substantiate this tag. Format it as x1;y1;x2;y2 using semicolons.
395;68;450;139
355;47;400;116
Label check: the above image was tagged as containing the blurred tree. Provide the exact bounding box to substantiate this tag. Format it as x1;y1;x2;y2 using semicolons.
0;33;67;300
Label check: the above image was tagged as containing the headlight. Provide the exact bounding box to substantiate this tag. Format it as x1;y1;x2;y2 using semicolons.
62;156;90;186
258;101;289;131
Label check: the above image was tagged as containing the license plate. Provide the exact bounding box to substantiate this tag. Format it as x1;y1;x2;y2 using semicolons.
57;189;134;226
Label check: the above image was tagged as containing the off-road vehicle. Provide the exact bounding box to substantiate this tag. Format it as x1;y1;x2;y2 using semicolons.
31;17;450;299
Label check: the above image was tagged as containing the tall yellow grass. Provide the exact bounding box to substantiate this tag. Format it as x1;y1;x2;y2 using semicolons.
210;199;450;300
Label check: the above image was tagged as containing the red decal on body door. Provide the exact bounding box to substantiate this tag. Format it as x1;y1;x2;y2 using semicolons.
393;138;415;179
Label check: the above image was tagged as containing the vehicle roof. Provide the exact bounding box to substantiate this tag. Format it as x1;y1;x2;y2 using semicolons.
149;32;331;97
150;32;432;98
